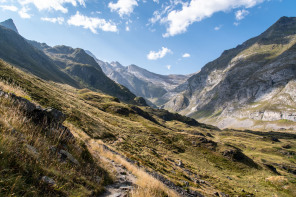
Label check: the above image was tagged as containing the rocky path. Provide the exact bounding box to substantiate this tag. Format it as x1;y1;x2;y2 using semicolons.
100;156;137;197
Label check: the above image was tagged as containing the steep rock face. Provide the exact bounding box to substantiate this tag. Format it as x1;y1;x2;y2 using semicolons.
86;51;190;107
164;17;296;130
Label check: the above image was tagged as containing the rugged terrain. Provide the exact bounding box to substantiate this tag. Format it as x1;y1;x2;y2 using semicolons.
0;18;296;197
164;17;296;131
86;51;190;107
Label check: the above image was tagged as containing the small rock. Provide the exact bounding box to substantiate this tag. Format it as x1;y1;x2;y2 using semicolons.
49;146;57;153
226;176;232;180
282;144;291;149
176;160;184;167
219;192;228;197
41;176;55;186
25;144;39;157
214;192;219;196
241;189;245;192
59;149;79;165
182;181;189;187
271;137;280;142
95;176;101;184
206;133;214;138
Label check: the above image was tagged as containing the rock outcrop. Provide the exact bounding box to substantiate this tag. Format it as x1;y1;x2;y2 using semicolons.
0;89;74;141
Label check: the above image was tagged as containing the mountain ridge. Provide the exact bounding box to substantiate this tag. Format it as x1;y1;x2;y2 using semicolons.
86;50;191;107
164;16;296;130
0;20;145;106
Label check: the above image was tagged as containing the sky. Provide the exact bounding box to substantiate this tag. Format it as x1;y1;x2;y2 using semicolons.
0;0;295;75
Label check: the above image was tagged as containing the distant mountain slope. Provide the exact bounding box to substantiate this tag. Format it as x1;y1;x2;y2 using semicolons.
36;44;142;105
0;18;18;34
0;24;78;87
0;19;144;106
164;16;296;130
86;51;190;107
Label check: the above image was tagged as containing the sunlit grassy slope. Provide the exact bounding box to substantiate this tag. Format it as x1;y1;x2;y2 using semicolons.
1;59;296;196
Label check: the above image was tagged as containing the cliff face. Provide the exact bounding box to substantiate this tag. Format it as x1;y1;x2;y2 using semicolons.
164;17;296;130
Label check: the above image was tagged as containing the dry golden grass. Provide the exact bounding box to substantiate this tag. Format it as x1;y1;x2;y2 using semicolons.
95;142;179;197
71;134;179;197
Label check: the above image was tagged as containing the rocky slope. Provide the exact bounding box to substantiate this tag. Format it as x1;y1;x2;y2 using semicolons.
164;16;296;130
86;51;190;107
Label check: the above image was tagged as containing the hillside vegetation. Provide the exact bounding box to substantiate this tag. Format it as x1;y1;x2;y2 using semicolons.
1;59;296;196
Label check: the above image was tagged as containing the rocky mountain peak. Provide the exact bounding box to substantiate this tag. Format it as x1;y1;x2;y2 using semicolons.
0;18;19;34
259;16;296;42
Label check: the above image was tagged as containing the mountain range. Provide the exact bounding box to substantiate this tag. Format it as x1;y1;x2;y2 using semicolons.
0;19;145;106
86;51;191;107
164;16;296;130
1;17;296;197
2;17;295;131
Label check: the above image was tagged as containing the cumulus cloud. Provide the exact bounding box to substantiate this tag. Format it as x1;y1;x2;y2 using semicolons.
108;0;138;17
147;47;172;60
161;0;265;37
67;11;118;34
18;6;31;18
18;0;85;13
0;5;18;11
166;65;171;70
235;9;249;20
41;17;64;24
182;53;190;58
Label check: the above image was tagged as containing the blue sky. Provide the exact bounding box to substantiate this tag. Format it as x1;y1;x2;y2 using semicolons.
0;0;295;75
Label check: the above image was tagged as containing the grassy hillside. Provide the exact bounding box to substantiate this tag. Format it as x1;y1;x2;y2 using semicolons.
1;59;296;196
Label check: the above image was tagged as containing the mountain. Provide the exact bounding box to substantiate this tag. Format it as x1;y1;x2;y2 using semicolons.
0;24;78;87
86;51;190;107
164;16;296;130
0;18;19;34
0;19;144;106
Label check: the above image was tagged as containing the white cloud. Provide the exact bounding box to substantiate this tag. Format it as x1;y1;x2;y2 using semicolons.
161;0;265;37
235;9;249;20
41;17;64;24
182;53;190;58
153;0;159;3
166;65;171;70
0;5;18;11
18;6;31;18
18;0;85;13
125;26;130;31
214;25;222;31
147;47;172;60
67;11;118;34
108;0;138;17
234;22;240;26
